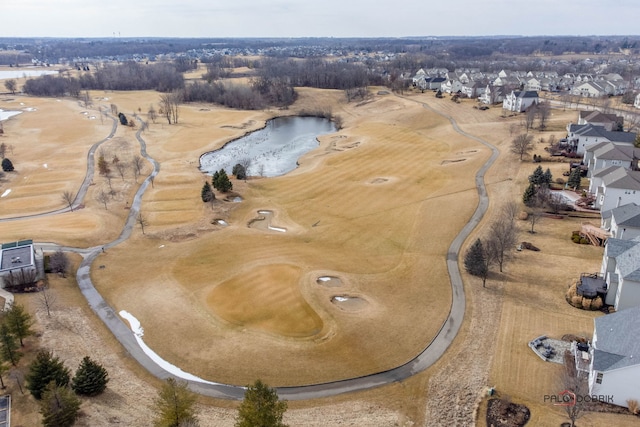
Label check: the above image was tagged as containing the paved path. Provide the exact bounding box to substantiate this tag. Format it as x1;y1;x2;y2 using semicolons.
6;100;499;401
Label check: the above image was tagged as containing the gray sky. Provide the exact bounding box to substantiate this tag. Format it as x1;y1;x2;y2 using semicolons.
2;0;639;38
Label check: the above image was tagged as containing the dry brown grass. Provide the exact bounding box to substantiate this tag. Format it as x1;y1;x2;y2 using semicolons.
3;83;639;426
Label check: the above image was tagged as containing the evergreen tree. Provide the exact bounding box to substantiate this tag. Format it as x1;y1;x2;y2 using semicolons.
39;381;81;427
5;303;34;346
523;182;537;206
464;239;490;288
235;379;288;427
214;169;233;193
201;182;214;203
568;167;582;190
528;165;544;185
0;323;21;366
152;378;199;427
542;168;553;187
26;350;71;400
1;158;14;172
71;356;109;396
212;170;220;188
232;163;246;180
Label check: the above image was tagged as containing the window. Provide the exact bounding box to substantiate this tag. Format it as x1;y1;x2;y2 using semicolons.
596;372;603;384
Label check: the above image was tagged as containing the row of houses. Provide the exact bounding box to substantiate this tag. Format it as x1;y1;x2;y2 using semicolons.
412;68;632;102
566;111;640;410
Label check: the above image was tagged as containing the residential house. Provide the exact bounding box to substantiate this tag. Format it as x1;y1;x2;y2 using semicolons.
479;85;508;105
584;142;640;177
502;90;539;112
441;78;463;94
571;81;608;98
0;240;39;290
566;123;637;155
589;166;640;212
578;111;624;131
634;93;640;109
601;203;640;240
586;306;640;409
461;81;484;98
522;77;541;92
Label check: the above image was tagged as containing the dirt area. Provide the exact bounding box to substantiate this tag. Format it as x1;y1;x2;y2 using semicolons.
486;398;530;427
3;81;640;426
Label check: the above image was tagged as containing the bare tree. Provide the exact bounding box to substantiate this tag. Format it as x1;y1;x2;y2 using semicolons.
508;123;519;136
132;155;144;182
560;350;590;427
239;157;252;180
4;79;17;95
0;143;6;159
525;106;537;131
486;210;519;273
96;190;110;210
511;133;535;161
137;213;149;235
81;90;92;108
105;172;114;194
528;210;541;234
115;161;128;181
61;191;74;212
537;102;551;129
159;92;181;124
37;285;57;317
147;105;157;124
50;250;69;278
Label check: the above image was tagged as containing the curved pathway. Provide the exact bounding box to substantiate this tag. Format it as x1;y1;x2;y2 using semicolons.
9;100;498;401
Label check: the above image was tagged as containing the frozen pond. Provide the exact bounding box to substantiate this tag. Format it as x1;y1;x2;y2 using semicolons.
0;69;59;80
199;116;336;178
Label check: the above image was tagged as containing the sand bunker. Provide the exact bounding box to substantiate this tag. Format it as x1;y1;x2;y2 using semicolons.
316;276;343;287
441;159;466;165
331;295;368;311
248;210;287;232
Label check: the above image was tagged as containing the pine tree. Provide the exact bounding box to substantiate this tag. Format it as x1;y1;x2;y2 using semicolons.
152;378;198;427
0;323;21;366
214;169;233;193
71;356;109;396
39;381;81;427
528;165;544;185
212;170;220;189
235;379;288;427
542;168;553;187
1;158;14;172
5;303;34;346
26;350;71;400
523;182;537;206
568;167;582;190
464;238;489;287
201;182;214;203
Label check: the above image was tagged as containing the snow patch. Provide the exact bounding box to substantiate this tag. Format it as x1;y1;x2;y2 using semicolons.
119;310;222;385
1;189;11;198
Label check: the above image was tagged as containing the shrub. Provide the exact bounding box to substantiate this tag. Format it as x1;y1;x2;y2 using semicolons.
571;295;583;307
2;158;14;172
590;297;603;311
581;298;592;310
556;178;565;185
579;237;590;245
627;399;639;415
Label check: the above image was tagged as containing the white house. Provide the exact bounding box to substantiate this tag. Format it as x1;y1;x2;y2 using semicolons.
571;81;607;98
587;306;640;409
578;111;623;131
566;124;637;155
601;203;640;240
590;166;640;212
584;142;640;177
634;93;640;109
502;90;539;112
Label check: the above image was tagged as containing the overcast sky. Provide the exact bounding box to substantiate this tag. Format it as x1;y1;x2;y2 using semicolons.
2;0;640;38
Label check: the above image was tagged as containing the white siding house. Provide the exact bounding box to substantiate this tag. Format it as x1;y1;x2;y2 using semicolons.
601;203;640;241
591;167;640;213
567;124;637;155
588;306;640;409
600;237;640;310
502;90;539;112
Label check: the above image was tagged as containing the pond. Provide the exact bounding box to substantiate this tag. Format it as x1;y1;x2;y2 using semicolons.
0;69;59;80
199;116;336;178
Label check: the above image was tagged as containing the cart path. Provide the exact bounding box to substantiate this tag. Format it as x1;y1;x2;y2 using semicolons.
20;100;497;400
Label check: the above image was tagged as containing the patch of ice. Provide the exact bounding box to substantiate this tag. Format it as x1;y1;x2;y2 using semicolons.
119;310;223;385
23;107;37;112
258;210;272;214
334;296;349;302
217;220;228;226
318;277;331;282
159;245;165;248
43;164;48;169
268;226;286;232
1;189;11;198
89;116;96;120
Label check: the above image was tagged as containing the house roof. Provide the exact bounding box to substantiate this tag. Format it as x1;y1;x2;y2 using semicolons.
605;237;640;259
514;90;539;98
579;111;623;126
594;306;640;371
569;124;637;144
615;238;640;282
593;143;637;162
606;203;640;229
592;164;624;179
0;243;35;272
602;167;640;191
